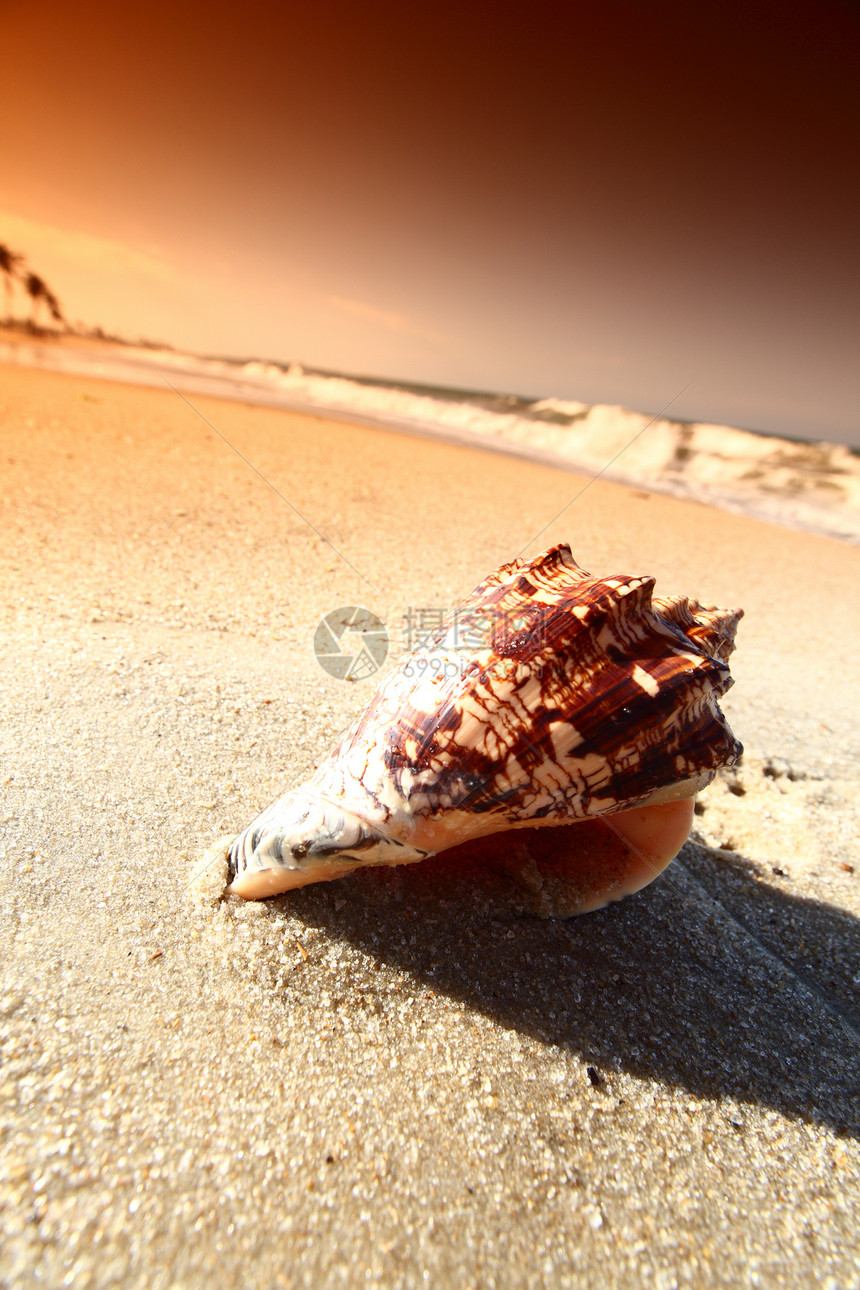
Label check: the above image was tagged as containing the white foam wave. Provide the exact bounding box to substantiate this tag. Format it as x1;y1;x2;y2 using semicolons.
2;336;858;544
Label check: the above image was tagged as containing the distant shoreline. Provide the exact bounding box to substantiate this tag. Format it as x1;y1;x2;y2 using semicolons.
2;326;858;545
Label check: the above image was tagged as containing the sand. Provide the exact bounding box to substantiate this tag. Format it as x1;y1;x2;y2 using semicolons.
1;363;858;1288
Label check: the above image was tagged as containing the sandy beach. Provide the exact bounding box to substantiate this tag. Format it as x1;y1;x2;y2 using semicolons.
2;362;859;1287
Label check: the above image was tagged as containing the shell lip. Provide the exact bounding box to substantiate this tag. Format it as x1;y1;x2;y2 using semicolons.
224;775;711;899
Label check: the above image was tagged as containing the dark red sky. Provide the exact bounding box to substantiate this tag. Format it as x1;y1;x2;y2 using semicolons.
3;0;858;441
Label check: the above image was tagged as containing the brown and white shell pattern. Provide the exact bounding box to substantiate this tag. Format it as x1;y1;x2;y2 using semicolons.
225;544;742;898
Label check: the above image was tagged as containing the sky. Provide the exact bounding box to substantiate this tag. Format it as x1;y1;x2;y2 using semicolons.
2;0;858;444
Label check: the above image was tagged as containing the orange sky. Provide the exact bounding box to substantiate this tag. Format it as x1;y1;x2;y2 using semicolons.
3;0;858;443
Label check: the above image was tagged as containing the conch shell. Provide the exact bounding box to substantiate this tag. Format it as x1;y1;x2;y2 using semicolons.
224;545;742;914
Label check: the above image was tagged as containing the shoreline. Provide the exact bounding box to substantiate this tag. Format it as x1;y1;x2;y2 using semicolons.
3;327;858;547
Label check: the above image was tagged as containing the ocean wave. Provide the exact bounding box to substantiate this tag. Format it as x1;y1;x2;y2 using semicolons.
3;336;858;544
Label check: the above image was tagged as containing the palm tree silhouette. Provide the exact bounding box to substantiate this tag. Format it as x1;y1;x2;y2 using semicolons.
0;242;24;322
2;241;66;332
45;289;65;328
23;271;62;331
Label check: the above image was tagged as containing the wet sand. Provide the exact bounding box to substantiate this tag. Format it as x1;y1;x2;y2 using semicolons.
1;363;858;1287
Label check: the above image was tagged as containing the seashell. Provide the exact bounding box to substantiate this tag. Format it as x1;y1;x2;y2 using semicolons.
223;544;742;914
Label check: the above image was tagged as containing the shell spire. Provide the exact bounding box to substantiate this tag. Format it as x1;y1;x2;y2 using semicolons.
223;545;743;909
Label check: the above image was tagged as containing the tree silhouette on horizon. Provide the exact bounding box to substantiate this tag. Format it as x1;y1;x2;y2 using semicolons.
0;242;65;332
45;288;64;326
24;271;53;329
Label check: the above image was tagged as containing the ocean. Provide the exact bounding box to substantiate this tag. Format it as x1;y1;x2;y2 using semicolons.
3;334;858;545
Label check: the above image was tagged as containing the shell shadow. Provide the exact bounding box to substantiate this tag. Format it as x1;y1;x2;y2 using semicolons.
271;839;860;1138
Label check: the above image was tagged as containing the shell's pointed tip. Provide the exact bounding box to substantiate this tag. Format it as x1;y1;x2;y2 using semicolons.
186;834;234;903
